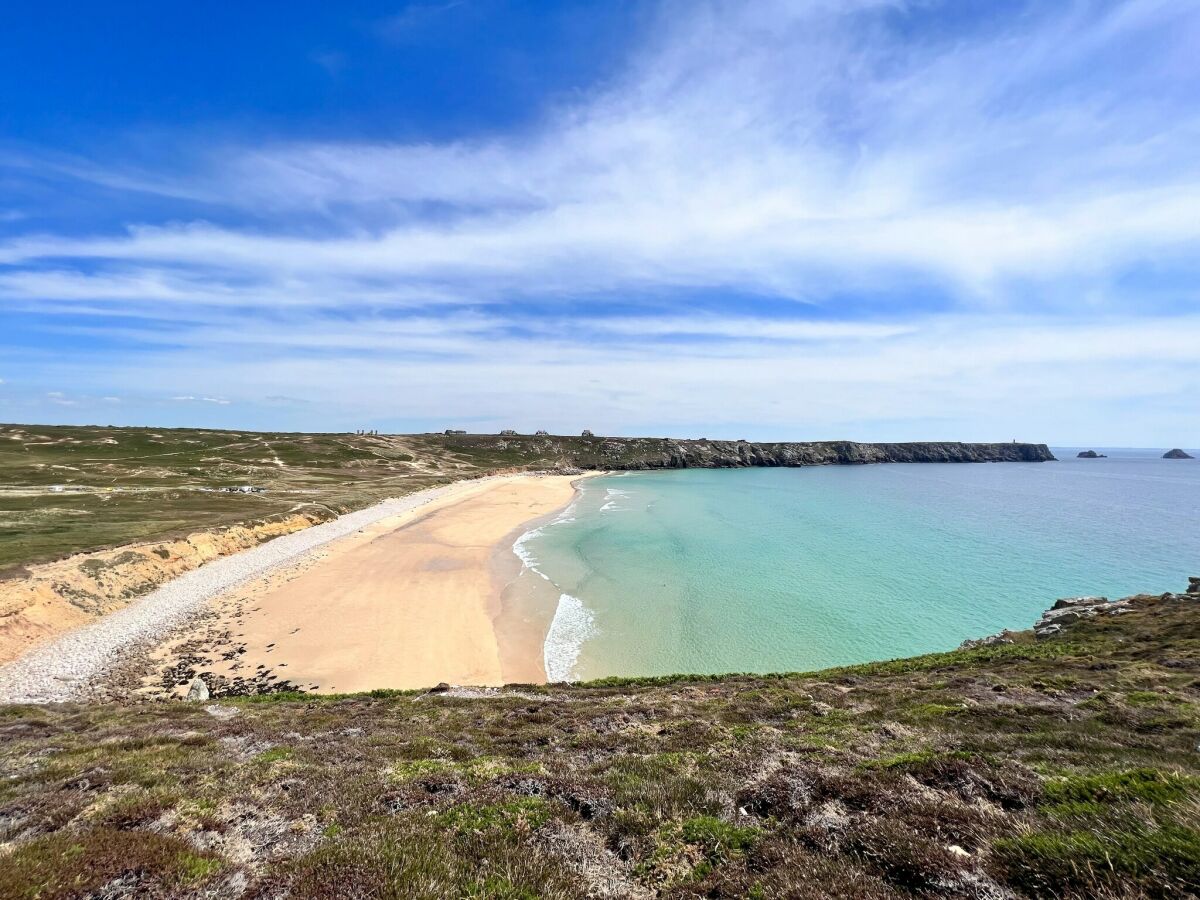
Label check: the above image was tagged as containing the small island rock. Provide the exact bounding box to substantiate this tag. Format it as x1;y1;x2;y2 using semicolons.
1163;448;1195;459
1076;450;1106;458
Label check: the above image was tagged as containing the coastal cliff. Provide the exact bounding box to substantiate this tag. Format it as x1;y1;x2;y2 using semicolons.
578;438;1056;469
1;425;1056;581
433;434;1057;470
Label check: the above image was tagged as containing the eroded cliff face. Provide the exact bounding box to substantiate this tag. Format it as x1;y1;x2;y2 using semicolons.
563;439;1056;470
0;512;325;664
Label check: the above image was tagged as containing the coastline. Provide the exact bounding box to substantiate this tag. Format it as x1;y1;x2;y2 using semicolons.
124;471;597;698
494;480;598;684
0;473;597;702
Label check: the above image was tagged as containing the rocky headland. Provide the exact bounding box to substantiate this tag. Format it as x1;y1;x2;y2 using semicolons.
444;435;1058;470
961;576;1200;649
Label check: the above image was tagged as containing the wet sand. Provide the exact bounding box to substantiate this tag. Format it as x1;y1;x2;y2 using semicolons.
139;473;588;695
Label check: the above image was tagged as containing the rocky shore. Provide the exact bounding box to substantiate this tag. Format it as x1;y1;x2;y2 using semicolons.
961;576;1200;649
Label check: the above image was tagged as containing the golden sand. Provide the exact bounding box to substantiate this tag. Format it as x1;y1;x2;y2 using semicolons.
145;474;587;694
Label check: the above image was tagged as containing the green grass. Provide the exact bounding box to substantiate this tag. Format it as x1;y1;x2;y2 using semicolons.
1;593;1198;898
253;746;294;765
435;798;554;834
680;815;761;855
1043;768;1199;807
993;825;1200;896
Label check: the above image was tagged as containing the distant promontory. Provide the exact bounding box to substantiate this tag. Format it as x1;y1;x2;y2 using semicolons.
441;434;1057;469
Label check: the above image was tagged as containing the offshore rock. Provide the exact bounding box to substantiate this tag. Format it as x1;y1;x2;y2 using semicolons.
1163;448;1195;459
1076;450;1106;458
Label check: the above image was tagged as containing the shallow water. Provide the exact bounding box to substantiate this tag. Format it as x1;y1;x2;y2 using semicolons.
516;449;1200;680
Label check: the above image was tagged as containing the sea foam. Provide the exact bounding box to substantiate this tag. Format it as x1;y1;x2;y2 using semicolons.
599;486;633;512
512;488;595;680
543;592;596;682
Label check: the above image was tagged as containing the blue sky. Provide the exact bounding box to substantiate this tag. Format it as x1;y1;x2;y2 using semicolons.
1;0;1198;445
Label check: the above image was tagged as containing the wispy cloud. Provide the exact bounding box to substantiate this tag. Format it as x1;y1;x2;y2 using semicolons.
376;1;468;40
1;1;1198;442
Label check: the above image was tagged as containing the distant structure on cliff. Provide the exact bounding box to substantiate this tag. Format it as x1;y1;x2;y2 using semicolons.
582;429;594;437
500;429;518;436
444;429;467;435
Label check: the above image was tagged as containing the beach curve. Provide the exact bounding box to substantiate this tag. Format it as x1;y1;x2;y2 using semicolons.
0;473;591;703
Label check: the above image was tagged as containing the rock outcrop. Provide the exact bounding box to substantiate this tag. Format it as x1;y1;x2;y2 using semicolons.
1031;582;1198;640
958;579;1200;647
1163;448;1195;459
959;630;1017;650
1076;450;1106;458
556;439;1056;471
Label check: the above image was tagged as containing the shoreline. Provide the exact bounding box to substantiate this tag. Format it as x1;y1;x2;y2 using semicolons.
495;482;596;684
125;471;596;699
0;473;594;703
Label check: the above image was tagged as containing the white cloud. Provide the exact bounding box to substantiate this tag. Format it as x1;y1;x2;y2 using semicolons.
46;391;77;406
14;312;1200;445
2;1;1198;443
2;1;1197;308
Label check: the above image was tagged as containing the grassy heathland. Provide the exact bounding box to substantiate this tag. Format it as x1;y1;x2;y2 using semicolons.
0;425;600;575
1;593;1197;898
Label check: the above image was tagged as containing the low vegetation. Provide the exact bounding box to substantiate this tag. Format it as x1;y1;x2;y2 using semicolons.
0;424;580;575
1;592;1197;897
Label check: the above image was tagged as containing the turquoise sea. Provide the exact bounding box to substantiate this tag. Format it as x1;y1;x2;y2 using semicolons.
515;449;1200;681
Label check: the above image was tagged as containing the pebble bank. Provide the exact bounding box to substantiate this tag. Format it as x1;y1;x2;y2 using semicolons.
0;484;461;703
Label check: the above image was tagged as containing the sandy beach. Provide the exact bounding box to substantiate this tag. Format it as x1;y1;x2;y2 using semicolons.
135;473;589;696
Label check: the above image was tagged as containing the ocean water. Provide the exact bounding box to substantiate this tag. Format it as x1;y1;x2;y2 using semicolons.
515;449;1200;681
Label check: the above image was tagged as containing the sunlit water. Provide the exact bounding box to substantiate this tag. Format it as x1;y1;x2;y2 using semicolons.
515;449;1200;680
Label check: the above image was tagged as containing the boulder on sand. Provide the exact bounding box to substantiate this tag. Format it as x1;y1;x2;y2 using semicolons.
187;676;210;702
